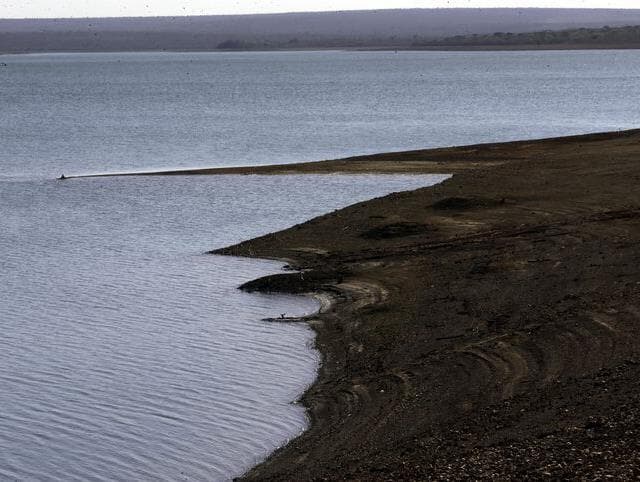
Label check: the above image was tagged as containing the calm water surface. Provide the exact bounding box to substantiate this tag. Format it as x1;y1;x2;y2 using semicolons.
1;50;639;177
0;172;447;481
1;50;639;480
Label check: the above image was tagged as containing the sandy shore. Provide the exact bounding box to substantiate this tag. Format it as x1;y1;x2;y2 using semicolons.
101;129;640;478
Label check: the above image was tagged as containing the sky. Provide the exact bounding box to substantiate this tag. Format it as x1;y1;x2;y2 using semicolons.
0;0;638;19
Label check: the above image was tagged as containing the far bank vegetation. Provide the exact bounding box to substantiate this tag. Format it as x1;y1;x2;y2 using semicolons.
412;25;640;48
214;25;640;50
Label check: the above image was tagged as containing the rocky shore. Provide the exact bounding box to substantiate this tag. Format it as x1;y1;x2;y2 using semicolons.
138;129;640;479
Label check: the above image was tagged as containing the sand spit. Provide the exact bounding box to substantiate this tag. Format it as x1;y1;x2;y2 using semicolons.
208;129;640;479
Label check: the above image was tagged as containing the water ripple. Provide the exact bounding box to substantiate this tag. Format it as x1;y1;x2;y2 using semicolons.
0;173;445;480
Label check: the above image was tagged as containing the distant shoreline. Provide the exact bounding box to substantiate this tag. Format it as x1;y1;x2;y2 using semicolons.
4;44;640;56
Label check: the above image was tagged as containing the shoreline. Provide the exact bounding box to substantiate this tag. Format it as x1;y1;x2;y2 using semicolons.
210;128;640;479
70;128;640;478
3;45;640;56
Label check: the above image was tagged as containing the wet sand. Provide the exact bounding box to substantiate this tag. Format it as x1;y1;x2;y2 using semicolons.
103;130;640;478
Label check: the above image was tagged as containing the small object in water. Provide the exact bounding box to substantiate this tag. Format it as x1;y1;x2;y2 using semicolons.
58;174;66;180
0;63;7;67
280;313;286;319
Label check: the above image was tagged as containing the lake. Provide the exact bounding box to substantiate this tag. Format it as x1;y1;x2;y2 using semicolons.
0;49;638;480
2;49;639;178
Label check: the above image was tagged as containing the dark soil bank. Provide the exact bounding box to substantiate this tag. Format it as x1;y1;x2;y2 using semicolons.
211;130;640;480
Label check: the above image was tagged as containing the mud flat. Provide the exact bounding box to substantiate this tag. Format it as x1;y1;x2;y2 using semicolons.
211;130;640;478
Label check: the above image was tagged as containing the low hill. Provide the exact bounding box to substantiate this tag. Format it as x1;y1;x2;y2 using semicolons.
2;9;640;53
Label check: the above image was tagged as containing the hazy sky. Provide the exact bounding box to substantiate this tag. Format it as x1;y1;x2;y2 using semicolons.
0;1;637;19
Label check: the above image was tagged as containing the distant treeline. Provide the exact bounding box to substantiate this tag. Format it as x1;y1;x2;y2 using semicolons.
215;25;640;50
415;25;640;48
